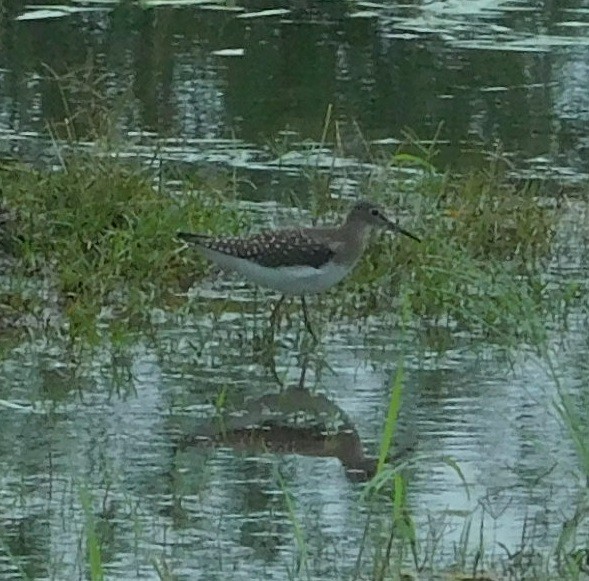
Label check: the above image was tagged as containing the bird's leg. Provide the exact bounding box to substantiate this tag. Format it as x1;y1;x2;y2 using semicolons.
301;296;318;342
268;294;286;342
257;295;285;387
297;351;309;389
266;352;285;389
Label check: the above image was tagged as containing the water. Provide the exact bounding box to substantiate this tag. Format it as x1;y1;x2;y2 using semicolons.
1;0;589;579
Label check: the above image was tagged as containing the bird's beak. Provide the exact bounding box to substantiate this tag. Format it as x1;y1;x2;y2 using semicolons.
385;218;421;242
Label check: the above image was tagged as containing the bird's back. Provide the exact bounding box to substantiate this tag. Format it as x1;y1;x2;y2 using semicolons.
177;228;336;269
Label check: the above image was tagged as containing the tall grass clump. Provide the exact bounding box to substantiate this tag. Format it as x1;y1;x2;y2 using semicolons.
333;154;567;349
0;152;244;338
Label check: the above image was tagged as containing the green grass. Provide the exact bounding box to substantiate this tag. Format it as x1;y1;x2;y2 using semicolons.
0;152;245;340
326;158;569;350
0;134;573;351
351;300;588;581
79;487;104;581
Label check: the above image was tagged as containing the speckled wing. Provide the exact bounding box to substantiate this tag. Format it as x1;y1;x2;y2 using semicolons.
177;230;335;269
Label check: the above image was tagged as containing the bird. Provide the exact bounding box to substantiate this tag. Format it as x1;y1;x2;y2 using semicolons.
177;199;420;340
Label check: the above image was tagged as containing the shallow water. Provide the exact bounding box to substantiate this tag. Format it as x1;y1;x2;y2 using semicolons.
1;0;589;579
1;280;588;578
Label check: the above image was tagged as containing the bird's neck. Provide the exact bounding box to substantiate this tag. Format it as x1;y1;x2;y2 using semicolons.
335;221;372;265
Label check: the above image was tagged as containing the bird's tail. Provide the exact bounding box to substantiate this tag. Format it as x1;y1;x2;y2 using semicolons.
176;232;209;245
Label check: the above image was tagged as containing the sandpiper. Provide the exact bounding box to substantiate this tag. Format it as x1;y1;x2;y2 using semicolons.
178;200;420;339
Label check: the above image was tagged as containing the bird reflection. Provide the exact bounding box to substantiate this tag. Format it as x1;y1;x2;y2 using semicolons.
176;385;415;482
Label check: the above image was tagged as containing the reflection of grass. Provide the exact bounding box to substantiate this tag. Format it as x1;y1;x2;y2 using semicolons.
550;351;589;579
352;298;588;580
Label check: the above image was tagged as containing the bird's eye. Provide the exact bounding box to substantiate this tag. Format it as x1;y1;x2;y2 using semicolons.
370;208;379;216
